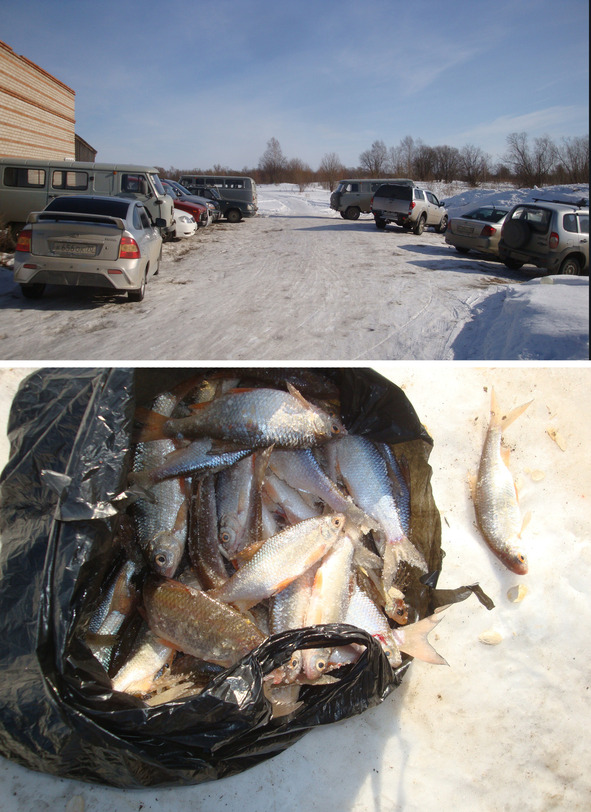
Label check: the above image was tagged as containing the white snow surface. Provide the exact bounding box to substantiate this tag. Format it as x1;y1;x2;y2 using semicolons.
0;365;590;811
0;182;588;362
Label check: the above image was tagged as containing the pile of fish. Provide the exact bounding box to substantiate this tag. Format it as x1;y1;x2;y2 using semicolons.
84;371;446;713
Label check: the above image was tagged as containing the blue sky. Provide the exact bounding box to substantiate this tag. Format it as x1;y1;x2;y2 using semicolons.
2;0;589;172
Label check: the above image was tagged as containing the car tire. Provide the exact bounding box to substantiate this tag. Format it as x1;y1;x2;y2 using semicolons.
20;282;45;299
559;256;582;276
128;268;147;302
503;258;524;270
502;219;530;249
375;216;387;230
455;246;470;255
413;215;426;235
436;215;449;233
226;209;242;223
344;206;361;221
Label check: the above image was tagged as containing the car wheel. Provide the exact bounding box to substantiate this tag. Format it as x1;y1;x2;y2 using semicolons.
344;206;361;221
128;268;147;302
436;215;449;233
20;282;45;299
375;216;387;230
413;215;426;235
226;209;241;223
559;256;582;276
455;246;470;255
503;258;524;270
502;220;530;249
339;211;348;219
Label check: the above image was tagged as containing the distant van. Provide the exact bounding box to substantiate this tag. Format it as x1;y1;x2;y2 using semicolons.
0;158;176;238
330;178;414;220
178;175;257;222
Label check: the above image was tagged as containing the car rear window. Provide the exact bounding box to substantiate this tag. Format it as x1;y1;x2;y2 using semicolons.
45;197;130;218
510;206;551;234
377;185;412;200
465;208;508;223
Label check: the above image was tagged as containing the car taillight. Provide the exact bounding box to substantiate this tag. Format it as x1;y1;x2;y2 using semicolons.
409;201;416;210
119;236;141;259
15;228;32;252
480;225;497;237
549;232;559;249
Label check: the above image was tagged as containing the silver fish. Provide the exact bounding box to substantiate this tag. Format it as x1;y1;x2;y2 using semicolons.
474;388;531;574
208;514;346;612
135;384;347;448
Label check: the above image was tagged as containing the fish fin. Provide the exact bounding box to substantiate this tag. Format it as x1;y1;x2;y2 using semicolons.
490;386;532;431
383;537;428;587
286;382;313;409
501;446;511;467
519;511;532;536
133;408;169;443
187;401;209;413
396;609;449;666
467;471;477;500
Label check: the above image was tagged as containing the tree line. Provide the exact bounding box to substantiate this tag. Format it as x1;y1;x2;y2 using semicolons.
163;132;589;191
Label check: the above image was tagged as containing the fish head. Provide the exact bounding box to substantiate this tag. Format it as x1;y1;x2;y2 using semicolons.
302;647;331;681
503;548;529;575
218;515;241;556
374;633;403;668
147;530;184;578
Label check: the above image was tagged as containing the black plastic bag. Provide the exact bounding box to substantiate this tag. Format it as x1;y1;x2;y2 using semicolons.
0;367;454;788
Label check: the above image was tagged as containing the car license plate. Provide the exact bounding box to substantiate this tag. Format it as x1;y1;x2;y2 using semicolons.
51;242;97;257
457;226;473;235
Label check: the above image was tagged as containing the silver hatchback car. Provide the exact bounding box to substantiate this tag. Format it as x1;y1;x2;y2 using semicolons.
14;195;164;301
498;198;589;275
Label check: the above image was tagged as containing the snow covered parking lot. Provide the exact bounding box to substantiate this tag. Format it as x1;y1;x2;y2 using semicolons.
0;183;588;361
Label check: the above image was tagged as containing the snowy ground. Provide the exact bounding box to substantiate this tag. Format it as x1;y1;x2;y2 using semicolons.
0;183;588;362
0;365;590;811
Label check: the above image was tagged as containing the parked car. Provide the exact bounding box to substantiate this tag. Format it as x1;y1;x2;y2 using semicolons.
169;195;209;232
13;195;164;302
173;211;198;238
370;182;448;234
162;179;221;224
330;178;414;220
445;206;510;256
179;175;258;222
498;198;589;275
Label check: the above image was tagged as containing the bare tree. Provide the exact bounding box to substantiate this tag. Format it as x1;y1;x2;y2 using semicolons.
504;131;558;186
459;144;491;186
258;137;288;184
318;152;345;191
556;135;589;183
359;140;389;176
412;144;437;180
286;157;314;191
431;145;461;183
396;135;416;177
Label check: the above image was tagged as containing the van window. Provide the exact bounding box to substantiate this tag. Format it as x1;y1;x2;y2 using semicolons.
3;167;46;188
52;170;89;191
121;174;148;195
563;214;578;233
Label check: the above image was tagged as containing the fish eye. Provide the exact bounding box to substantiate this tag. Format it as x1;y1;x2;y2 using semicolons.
220;530;232;544
155;553;168;567
332;516;343;528
316;660;326;672
331;423;342;435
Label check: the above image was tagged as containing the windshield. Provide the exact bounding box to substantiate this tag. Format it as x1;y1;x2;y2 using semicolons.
150;173;166;195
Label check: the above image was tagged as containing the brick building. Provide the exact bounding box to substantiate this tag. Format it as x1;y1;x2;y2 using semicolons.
0;40;95;161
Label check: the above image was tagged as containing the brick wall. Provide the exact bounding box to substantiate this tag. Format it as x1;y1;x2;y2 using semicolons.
0;40;76;159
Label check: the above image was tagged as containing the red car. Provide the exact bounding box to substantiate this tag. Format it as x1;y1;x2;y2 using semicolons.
172;198;208;230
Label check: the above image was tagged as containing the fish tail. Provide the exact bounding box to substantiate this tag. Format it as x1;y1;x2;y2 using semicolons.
133;407;170;443
396;608;449;665
490;388;532;431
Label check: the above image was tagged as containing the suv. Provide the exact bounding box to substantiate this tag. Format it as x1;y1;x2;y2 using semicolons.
498;198;589;276
370;183;448;234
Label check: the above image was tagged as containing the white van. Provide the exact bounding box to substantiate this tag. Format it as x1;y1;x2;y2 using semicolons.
0;159;175;238
330;178;414;220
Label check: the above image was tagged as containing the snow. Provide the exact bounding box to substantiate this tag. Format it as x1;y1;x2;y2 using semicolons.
0;182;588;361
1;365;590;811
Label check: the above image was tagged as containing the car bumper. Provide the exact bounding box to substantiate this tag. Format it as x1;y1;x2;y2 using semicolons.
498;245;564;272
14;256;146;291
445;234;499;254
